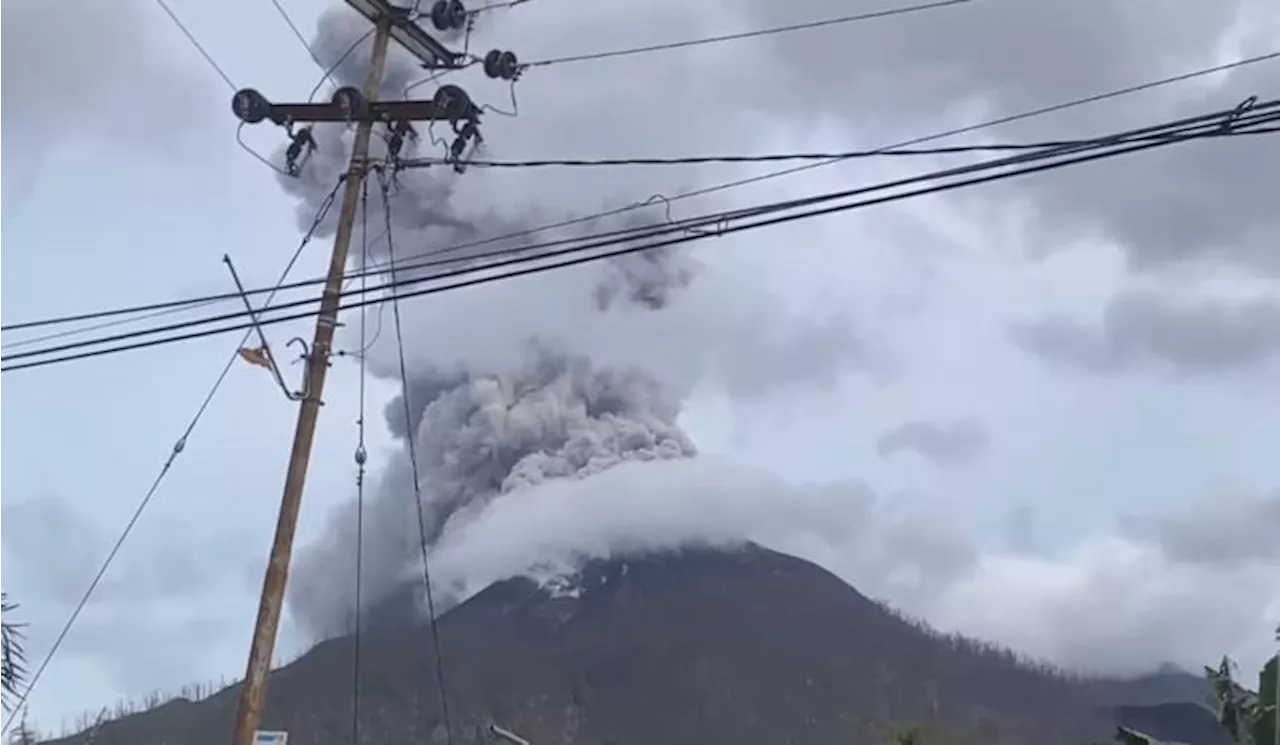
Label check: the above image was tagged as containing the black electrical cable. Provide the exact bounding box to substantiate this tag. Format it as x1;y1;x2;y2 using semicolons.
3;105;1273;370
464;0;535;14
396;127;1280;168
309;27;376;103
4;106;1274;374
378;172;456;745
2;298;230;351
3;99;1274;366
389;136;1151;168
6;118;1273;350
0;134;1165;338
0;175;347;733
521;0;971;68
266;0;329;83
350;179;371;745
8;50;1275;337
0;362;234;736
152;0;237;91
353;49;1280;273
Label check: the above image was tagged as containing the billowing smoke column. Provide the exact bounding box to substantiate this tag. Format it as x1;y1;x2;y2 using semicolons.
283;6;863;639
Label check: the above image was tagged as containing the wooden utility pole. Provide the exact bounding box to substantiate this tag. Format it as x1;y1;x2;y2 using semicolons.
228;15;393;745
226;2;517;742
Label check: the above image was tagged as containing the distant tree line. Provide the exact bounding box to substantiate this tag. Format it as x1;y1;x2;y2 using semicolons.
1;588;1275;745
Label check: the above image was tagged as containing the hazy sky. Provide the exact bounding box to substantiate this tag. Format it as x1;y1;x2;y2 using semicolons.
3;0;1279;733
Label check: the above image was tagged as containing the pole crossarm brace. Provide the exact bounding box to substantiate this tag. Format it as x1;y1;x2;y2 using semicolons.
346;0;467;69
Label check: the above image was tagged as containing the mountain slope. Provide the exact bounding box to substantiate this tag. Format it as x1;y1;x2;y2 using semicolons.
1113;703;1229;745
1089;666;1212;707
51;546;1165;745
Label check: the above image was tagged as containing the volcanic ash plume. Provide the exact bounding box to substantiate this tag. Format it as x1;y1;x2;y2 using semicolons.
393;351;697;547
289;315;701;638
284;5;867;639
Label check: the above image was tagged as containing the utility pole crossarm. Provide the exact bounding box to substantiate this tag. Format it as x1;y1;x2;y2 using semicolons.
232;88;482;126
231;2;527;178
230;2;505;176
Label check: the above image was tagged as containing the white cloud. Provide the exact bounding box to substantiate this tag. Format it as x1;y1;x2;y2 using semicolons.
0;0;216;210
933;536;1279;676
427;457;1280;677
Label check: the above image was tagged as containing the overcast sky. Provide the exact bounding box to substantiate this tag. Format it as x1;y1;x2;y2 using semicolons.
3;0;1280;733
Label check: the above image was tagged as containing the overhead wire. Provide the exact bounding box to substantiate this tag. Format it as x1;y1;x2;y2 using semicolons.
520;0;972;68
8;49;1275;339
0;135;1105;337
152;0;238;91
0;355;234;737
350;178;371;745
464;0;536;14
396;128;1277;168
3;105;1275;372
236;122;297;178
377;172;456;745
0;134;1266;375
0;9;336;717
332;47;1280;273
0;227;386;340
2;298;229;351
266;0;337;94
414;0;962;124
310;27;377;103
3;102;1275;374
420;48;1280;267
4;100;1276;367
241;1;376;176
0;174;349;732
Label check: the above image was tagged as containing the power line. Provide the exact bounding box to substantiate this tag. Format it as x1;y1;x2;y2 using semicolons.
398;128;1279;168
0;360;233;736
522;0;972;68
378;172;456;745
267;0;349;102
4;103;1274;374
1;200;358;342
3;100;1275;367
3;106;1273;370
0;134;1157;337
0;178;344;731
2;298;228;350
7;50;1274;339
4;114;1268;348
152;0;237;91
309;27;376;102
266;0;319;66
350;179;372;745
465;0;536;13
336;48;1280;271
